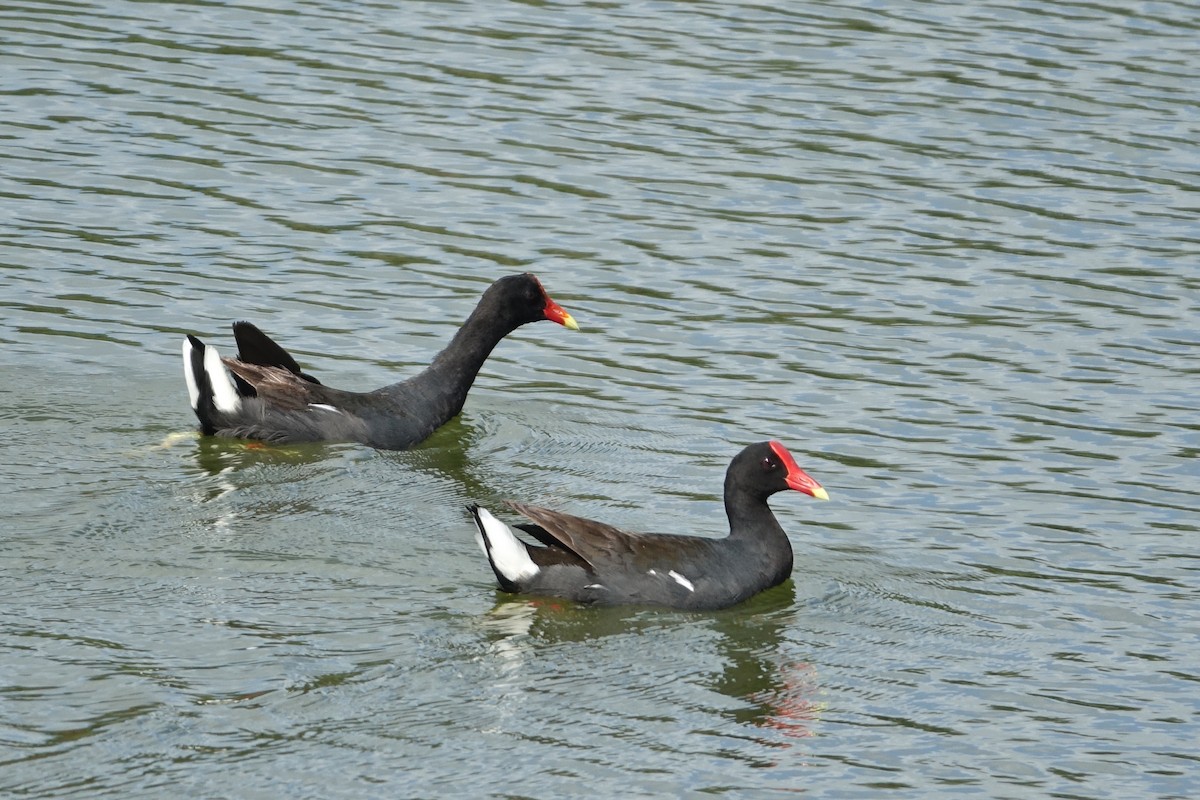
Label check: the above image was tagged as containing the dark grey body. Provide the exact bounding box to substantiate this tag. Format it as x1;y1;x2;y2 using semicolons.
185;273;573;450
512;509;793;611
204;354;483;450
470;442;816;612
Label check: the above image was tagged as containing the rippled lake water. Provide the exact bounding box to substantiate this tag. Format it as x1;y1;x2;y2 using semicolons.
2;1;1198;797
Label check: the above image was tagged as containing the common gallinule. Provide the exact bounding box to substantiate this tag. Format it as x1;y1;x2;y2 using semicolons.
468;440;828;610
182;273;578;449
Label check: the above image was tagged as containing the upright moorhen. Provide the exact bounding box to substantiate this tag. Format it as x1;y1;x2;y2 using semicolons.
468;440;829;610
182;273;578;449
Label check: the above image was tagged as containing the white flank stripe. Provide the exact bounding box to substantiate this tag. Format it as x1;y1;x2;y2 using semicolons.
668;570;695;592
308;403;342;414
182;339;200;410
203;344;241;414
475;507;539;582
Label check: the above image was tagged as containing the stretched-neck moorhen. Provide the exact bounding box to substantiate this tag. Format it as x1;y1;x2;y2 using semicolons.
182;273;578;450
468;440;828;610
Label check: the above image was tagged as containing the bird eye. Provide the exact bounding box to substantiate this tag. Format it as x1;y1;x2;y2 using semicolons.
761;456;776;471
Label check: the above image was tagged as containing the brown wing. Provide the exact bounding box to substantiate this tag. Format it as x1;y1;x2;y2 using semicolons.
222;359;316;412
231;322;322;384
504;500;651;570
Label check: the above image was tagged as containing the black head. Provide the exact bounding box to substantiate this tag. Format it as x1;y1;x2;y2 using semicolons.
483;273;579;331
727;440;828;501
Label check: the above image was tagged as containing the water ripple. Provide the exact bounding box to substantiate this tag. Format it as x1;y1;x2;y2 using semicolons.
2;0;1199;798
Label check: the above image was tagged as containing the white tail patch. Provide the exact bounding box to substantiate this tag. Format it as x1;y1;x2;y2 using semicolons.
474;507;539;582
668;570;695;592
203;344;241;414
182;338;200;410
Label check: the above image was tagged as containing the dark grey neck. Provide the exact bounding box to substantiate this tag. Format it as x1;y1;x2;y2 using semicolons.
723;473;788;544
723;482;794;590
725;495;785;539
395;301;519;420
